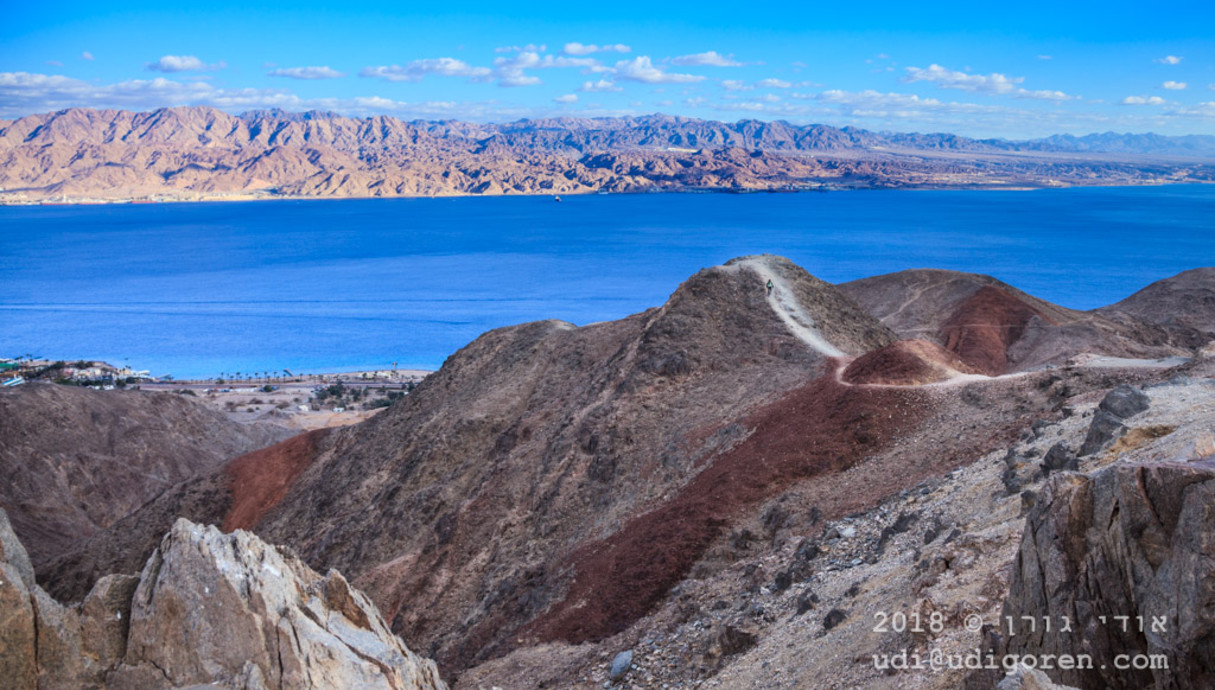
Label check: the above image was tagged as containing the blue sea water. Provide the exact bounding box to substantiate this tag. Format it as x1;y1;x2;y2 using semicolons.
2;186;1213;379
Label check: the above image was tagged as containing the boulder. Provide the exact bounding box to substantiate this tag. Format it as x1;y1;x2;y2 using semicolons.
609;649;633;680
1040;443;1077;475
1097;384;1150;419
997;460;1215;689
1002;450;1041;495
0;509;447;690
1080;385;1150;456
112;519;447;690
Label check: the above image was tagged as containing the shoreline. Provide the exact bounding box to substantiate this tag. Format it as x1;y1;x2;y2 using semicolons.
3;178;1211;207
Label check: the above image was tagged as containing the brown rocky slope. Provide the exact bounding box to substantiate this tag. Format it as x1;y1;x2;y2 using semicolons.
41;255;893;670
839;269;1188;374
0;382;290;567
35;258;1214;686
1098;266;1215;348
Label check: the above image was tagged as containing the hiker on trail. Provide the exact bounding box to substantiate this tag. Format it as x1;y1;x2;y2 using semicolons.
766;279;774;296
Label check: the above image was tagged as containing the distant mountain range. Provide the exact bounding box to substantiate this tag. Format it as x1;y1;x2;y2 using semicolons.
1;106;1212;201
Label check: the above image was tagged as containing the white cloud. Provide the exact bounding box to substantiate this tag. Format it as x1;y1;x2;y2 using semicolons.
671;51;742;67
904;64;1022;93
721;80;752;91
495;44;546;54
46;60;63;67
761;93;780;103
0;70;625;122
0;71;289;116
267;66;345;80
580;79;622;93
1162;81;1187;90
613;56;704;84
904;63;1075;101
81;52;94;61
553;93;578;104
756;78;791;89
1173;102;1215;118
491;52;604;88
147;55;223;73
359;59;492;83
1156;55;1183;65
563;42;630;56
1016;89;1076;101
1120;95;1167;105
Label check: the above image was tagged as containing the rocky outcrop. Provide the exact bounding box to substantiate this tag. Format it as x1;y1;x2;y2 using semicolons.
0;509;446;690
1079;384;1150;456
996;461;1215;689
0;383;290;567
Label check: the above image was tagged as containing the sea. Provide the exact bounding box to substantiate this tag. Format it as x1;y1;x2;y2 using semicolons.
2;185;1213;380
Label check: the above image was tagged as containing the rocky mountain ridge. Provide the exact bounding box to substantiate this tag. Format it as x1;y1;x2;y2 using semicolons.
32;257;1215;690
2;107;1213;201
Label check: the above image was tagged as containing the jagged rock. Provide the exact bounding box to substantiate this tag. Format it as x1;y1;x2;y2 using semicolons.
1098;384;1151;419
0;511;37;688
1040;443;1078;475
0;508;34;588
1002;450;1041;495
997;461;1215;689
0;509;446;690
1079;385;1150;456
112;519;446;690
822;608;848;631
712;625;758;657
609;650;633;680
1079;409;1127;456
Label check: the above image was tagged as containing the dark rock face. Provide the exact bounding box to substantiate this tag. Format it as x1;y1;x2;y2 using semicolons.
1098;384;1151;419
1079;385;1151;456
997;461;1215;689
1040;443;1078;475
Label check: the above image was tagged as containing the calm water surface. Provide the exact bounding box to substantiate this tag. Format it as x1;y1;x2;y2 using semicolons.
2;186;1212;378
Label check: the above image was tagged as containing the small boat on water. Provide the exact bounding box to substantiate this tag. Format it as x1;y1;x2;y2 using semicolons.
554;195;562;202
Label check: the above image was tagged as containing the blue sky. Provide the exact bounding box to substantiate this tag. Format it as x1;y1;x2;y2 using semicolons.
2;1;1214;138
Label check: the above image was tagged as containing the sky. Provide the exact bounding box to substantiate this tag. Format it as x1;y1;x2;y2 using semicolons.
2;0;1214;139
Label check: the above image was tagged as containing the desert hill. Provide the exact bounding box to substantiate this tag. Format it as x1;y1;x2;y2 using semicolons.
40;256;894;666
37;257;1215;688
838;268;1187;374
2;107;1213;202
0;382;290;567
1098;266;1215;347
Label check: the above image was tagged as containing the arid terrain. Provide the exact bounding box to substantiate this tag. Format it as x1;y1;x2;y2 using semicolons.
2;107;1214;203
3;256;1214;690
